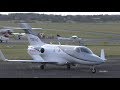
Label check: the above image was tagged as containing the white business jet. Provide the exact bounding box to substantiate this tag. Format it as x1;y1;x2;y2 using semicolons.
0;23;106;73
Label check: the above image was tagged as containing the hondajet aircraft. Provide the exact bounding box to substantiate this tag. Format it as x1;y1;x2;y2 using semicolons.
0;23;106;73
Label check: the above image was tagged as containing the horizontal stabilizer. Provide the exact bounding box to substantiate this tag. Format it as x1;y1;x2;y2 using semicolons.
0;50;8;61
0;50;57;63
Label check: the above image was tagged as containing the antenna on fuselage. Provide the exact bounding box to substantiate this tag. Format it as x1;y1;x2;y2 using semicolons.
59;42;61;45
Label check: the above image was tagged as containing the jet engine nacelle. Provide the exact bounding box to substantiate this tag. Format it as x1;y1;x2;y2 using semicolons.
39;48;45;53
28;46;45;55
34;47;45;54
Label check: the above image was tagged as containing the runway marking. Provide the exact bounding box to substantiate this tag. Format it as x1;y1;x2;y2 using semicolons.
99;70;108;73
33;77;39;78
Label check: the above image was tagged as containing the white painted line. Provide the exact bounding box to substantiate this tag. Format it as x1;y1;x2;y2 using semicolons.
33;77;39;78
99;70;108;73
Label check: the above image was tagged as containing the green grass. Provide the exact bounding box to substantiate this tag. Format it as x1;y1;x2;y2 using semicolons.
32;22;120;34
87;46;120;58
31;21;120;38
0;44;31;59
2;49;31;60
0;21;120;38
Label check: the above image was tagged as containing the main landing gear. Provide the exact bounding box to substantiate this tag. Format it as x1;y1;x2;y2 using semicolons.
40;64;45;70
90;66;96;73
67;64;71;70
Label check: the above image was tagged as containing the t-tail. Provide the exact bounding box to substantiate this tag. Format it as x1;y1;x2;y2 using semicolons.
20;23;45;46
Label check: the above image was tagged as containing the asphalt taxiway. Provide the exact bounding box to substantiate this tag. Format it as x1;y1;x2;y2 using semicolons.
0;58;119;78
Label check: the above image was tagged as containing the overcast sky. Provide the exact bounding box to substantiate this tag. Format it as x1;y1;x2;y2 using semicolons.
0;12;120;16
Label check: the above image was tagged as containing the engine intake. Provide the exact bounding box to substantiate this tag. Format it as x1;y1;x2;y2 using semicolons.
40;48;45;53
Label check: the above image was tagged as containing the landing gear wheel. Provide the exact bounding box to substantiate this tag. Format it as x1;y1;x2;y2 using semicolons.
67;64;71;70
40;65;45;70
90;65;96;73
91;68;96;73
0;40;2;43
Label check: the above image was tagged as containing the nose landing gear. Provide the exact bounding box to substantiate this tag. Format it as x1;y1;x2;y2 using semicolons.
90;66;96;73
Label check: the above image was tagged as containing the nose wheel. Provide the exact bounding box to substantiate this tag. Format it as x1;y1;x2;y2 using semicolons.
90;66;96;73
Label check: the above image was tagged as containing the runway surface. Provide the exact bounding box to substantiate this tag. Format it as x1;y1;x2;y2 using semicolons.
0;58;120;78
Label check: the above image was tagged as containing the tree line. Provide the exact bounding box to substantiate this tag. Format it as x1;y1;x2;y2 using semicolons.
0;13;120;22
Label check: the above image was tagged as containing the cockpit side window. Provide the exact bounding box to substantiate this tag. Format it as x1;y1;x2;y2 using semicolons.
75;48;80;53
81;48;92;54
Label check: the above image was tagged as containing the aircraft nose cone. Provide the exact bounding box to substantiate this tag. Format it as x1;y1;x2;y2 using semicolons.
99;58;105;63
93;54;105;63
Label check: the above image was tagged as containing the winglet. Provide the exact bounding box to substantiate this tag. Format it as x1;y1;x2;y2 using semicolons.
100;49;106;61
0;50;8;61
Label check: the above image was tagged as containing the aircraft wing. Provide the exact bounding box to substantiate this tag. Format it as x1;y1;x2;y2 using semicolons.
3;60;57;64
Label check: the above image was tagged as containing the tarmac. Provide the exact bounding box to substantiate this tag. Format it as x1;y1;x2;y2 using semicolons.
0;58;119;78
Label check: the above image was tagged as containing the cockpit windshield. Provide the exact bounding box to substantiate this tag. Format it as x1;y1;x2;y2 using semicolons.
81;47;93;54
75;48;80;53
75;47;93;54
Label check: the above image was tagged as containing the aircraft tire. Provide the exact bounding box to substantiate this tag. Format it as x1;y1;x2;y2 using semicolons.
67;64;71;70
40;65;45;70
0;40;2;43
91;68;96;73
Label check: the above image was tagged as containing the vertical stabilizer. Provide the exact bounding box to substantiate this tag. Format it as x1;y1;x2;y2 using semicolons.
20;23;45;46
0;50;8;61
100;49;106;61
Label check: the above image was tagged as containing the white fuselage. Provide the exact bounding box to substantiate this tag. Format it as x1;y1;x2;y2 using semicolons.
27;44;105;65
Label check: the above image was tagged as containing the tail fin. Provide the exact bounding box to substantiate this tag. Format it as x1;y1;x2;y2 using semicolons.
0;50;8;61
20;23;45;46
100;49;106;61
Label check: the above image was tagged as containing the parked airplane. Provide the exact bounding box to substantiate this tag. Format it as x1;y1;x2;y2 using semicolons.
0;36;9;43
0;27;26;40
0;23;107;73
0;28;13;34
57;35;82;41
57;35;85;45
0;28;13;43
12;33;26;39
